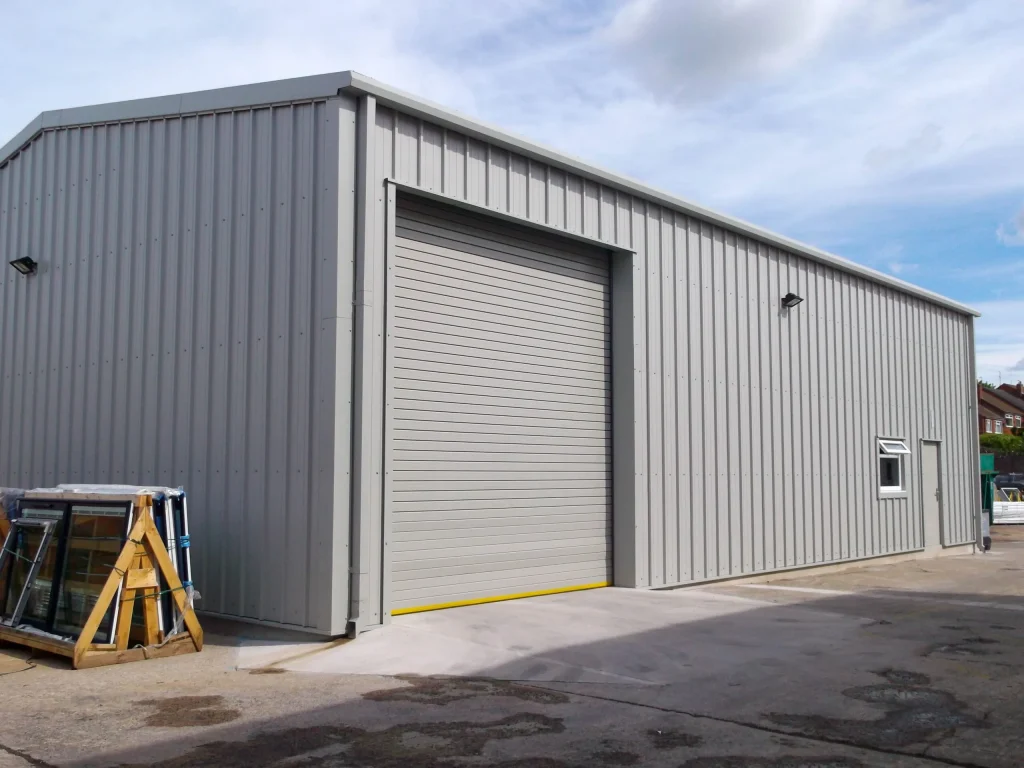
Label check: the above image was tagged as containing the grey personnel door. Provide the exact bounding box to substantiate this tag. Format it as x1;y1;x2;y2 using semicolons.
921;440;943;549
389;196;612;614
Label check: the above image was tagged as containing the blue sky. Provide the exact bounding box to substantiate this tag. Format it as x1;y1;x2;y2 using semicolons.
3;0;1022;382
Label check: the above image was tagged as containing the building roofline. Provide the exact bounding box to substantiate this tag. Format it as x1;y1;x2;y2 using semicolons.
1;70;980;318
978;402;1005;421
0;72;352;166
983;385;1024;414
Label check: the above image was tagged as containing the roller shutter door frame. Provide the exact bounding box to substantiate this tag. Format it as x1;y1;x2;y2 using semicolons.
382;186;614;617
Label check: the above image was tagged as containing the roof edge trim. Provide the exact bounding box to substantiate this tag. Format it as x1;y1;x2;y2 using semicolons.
342;71;979;318
0;71;355;168
0;69;978;317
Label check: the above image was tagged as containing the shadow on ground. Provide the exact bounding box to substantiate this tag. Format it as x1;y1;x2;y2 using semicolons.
24;573;1017;768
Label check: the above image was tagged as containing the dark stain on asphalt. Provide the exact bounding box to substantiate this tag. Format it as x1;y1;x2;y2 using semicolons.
138;696;241;728
925;636;1000;658
120;712;565;767
593;748;639;765
765;669;988;750
248;667;286;675
647;728;704;749
679;758;865;768
990;624;1015;630
363;675;569;706
870;668;929;686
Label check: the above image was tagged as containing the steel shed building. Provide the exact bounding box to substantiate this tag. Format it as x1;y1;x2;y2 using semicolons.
0;72;981;635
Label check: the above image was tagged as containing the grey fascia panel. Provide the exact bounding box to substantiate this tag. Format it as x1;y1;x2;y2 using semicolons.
390;180;635;255
178;72;351;113
0;72;354;167
0;115;44;168
342;71;979;318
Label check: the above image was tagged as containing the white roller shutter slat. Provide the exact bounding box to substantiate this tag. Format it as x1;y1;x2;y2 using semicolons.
391;197;612;613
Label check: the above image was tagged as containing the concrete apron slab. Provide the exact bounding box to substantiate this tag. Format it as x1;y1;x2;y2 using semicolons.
236;639;330;670
244;587;872;691
235;582;1023;765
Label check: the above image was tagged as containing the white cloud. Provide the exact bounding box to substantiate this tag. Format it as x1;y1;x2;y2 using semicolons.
850;243;919;279
2;1;1023;255
604;0;866;101
589;0;1024;225
2;1;1022;390
887;262;919;276
3;1;1023;228
865;123;943;171
0;1;497;137
997;204;1024;246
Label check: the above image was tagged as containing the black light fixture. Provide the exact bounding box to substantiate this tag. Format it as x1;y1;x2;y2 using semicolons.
9;256;38;276
781;292;803;309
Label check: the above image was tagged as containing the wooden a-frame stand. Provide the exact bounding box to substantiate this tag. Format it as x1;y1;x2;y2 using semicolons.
0;493;203;669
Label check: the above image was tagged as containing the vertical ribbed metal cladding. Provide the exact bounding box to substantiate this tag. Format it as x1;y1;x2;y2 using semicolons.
0;100;343;631
363;105;977;595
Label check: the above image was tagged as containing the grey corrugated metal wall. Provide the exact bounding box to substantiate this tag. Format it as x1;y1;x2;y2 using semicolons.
0;80;977;633
0;98;354;632
360;103;976;603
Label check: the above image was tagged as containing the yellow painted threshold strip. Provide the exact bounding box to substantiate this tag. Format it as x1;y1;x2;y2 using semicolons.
392;581;610;616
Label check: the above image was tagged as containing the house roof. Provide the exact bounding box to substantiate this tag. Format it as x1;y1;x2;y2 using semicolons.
979;402;1006;421
1;71;980;318
983;385;1024;414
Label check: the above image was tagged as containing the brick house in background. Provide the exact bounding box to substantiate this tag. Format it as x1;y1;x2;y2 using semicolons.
983;385;1024;434
998;381;1024;402
979;384;1024;434
979;400;1007;434
978;399;1003;436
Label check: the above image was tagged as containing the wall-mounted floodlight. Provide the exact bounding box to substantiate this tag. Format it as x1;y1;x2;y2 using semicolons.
9;257;38;276
781;292;803;309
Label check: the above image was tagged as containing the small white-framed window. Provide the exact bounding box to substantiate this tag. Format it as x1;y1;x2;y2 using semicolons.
996;420;1003;434
878;438;910;493
986;418;992;433
1007;413;1014;425
1017;415;1022;428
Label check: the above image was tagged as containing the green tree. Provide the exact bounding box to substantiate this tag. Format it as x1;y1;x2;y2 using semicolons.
980;433;1024;455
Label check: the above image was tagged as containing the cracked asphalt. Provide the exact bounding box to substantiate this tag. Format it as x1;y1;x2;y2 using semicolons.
1;527;1022;768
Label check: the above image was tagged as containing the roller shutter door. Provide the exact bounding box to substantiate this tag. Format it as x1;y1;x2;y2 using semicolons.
391;196;612;614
